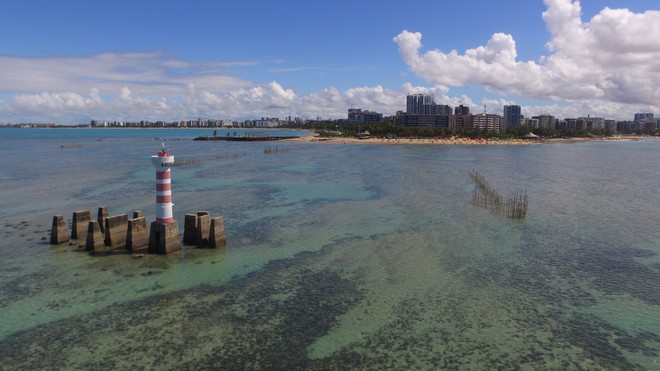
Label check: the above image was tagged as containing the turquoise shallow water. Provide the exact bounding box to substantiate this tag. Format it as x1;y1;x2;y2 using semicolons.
0;128;658;369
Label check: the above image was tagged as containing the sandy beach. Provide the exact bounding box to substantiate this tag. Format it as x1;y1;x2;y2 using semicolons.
286;136;536;145
284;135;652;145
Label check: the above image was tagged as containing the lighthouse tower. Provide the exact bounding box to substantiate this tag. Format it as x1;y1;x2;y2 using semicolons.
153;144;175;223
148;144;182;254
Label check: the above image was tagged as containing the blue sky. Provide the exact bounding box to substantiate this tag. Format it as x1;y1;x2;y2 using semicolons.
1;0;658;123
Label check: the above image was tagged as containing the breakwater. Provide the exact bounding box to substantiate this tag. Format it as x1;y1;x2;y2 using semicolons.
50;207;226;255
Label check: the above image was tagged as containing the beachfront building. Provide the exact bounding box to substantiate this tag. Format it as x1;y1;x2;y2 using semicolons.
503;105;522;131
634;113;654;122
561;118;577;129
532;115;556;129
405;94;452;115
347;108;383;124
605;120;618;132
406;94;434;114
467;113;502;132
454;105;470;115
577;117;605;130
397;94;452;129
395;113;451;128
633;113;656;131
523;118;540;128
452;105;470;131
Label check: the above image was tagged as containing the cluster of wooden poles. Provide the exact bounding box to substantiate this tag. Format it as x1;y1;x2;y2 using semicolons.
264;146;289;154
470;170;528;219
60;143;83;149
172;155;223;167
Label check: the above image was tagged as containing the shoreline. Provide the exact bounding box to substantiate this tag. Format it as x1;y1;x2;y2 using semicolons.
283;135;655;146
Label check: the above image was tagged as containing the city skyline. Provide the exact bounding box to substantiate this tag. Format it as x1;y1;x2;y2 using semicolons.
0;0;658;124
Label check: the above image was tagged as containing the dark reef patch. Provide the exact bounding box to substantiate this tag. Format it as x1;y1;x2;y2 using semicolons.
550;312;658;369
0;271;52;307
0;254;363;369
1;223;658;369
572;244;660;305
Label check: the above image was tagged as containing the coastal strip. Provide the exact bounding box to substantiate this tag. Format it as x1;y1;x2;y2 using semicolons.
194;135;301;141
279;135;653;146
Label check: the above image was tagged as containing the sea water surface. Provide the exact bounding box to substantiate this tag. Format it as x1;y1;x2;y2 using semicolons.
0;128;658;369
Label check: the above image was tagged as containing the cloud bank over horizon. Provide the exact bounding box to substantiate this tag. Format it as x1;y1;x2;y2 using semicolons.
394;0;660;119
1;0;658;124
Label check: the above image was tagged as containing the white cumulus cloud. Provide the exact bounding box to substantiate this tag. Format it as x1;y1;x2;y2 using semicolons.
2;0;659;124
394;0;660;115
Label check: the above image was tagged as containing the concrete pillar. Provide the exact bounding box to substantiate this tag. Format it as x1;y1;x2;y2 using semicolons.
196;213;211;247
126;217;148;251
209;217;227;248
183;214;197;244
71;209;91;240
97;206;109;233
86;220;105;254
104;214;128;249
50;215;69;245
132;210;143;219
148;221;181;254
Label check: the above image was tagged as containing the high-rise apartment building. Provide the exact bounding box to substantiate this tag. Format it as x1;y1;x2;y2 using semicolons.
503;105;522;131
577;117;605;130
452;105;470;131
634;113;654;122
406;94;435;114
454;105;470;116
399;94;452;129
532;115;556;129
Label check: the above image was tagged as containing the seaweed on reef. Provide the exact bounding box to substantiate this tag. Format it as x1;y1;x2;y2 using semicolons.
573;246;660;306
0;254;363;369
551;312;658;369
0;271;52;307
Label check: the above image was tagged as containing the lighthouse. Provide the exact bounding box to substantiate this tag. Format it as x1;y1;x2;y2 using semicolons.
153;144;175;223
148;144;182;254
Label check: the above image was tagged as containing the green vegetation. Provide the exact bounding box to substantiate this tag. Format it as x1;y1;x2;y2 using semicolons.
280;119;651;139
505;126;616;138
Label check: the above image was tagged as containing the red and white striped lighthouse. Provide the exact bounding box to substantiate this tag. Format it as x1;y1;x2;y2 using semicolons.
148;143;181;254
152;143;175;224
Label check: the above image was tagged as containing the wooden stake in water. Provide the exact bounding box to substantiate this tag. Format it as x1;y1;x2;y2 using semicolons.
470;170;528;219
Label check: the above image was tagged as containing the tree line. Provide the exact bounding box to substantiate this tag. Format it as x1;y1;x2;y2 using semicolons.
280;119;656;139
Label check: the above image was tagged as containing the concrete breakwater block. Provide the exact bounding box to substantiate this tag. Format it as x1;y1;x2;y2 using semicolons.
148;222;181;254
209;217;227;248
104;214;128;249
196;213;211;247
50;215;69;245
86;220;105;254
184;211;227;248
126;217;148;251
71;210;91;240
183;214;197;244
97;206;108;233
